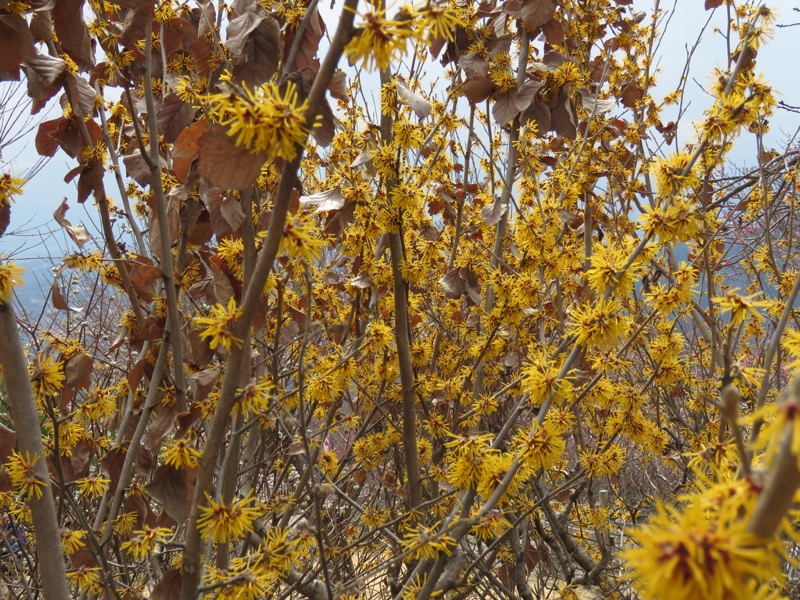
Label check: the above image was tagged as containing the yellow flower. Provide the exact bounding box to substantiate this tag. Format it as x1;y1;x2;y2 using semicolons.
567;298;630;349
0;173;24;206
0;260;24;305
623;497;782;600
160;438;201;469
513;423;565;471
416;2;464;42
120;526;173;561
61;529;87;554
197;491;260;543
400;523;455;561
29;351;64;399
67;566;103;594
345;9;415;71
714;289;768;327
652;152;699;196
446;434;495;490
204;81;309;159
5;450;46;500
75;476;110;499
196;297;242;352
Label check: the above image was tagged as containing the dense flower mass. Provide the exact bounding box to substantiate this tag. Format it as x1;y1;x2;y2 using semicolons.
0;1;795;599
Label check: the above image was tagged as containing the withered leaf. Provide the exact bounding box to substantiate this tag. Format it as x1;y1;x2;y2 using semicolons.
458;53;489;78
53;198;92;248
493;91;519;125
299;187;346;212
0;15;36;81
51;280;82;312
172;119;208;184
397;81;432;119
328;69;348;101
705;0;723;9
151;569;183;600
0;204;10;238
64;352;92;390
224;3;265;56
146;465;195;523
481;200;508;226
52;0;94;70
64;73;96;118
123;149;156;187
515;79;545;112
577;88;616;115
220;193;245;231
22;52;65;102
157;93;196;143
232;16;281;86
519;0;557;32
197;124;266;189
439;268;465;298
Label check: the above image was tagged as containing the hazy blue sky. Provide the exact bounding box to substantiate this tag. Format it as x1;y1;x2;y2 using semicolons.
0;1;797;260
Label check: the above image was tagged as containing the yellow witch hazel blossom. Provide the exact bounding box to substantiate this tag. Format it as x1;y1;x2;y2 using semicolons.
196;297;242;351
5;450;46;500
120;526;173;561
623;495;783;600
197;491;260;543
204;81;310;159
0;259;24;305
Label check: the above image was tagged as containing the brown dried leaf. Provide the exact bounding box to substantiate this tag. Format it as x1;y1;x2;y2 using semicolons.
220;193;245;231
705;0;723;9
493;91;519;125
151;569;182;600
328;69;348;101
0;203;9;238
157;93;196;144
123;149;156;187
209;260;234;304
52;0;94;70
232;15;281;86
519;0;557;32
146;465;195;523
0;15;36;80
439;268;465;298
282;8;323;73
64;352;92;390
51;280;81;312
172;119;208;184
22;52;65;102
197;124;266;189
64;73;96;117
53;198;92;248
458;53;489;79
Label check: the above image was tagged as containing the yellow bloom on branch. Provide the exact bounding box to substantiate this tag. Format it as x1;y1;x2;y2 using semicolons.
0;173;24;207
0;260;24;305
345;9;416;71
29;351;65;400
714;289;768;327
652;152;700;196
567;298;630;349
6;450;46;500
160;438;201;469
120;526;173;561
623;497;783;600
196;297;242;352
204;81;310;159
75;476;110;499
197;491;260;544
